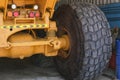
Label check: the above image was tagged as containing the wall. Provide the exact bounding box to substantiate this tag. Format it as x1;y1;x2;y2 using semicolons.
58;0;120;5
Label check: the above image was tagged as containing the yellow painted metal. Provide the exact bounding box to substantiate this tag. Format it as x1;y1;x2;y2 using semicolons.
35;0;57;18
0;13;3;25
0;12;51;48
1;0;8;20
14;18;36;24
0;0;7;8
46;0;57;18
0;32;69;58
1;0;57;20
0;0;8;20
59;35;70;50
13;0;35;6
0;0;70;58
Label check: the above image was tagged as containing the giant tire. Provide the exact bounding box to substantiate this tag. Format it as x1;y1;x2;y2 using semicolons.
53;2;112;80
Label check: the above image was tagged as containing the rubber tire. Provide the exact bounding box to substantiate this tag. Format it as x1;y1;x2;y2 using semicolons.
52;2;112;80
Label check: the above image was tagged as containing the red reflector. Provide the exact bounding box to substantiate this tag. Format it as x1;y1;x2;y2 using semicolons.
35;12;40;17
7;11;12;17
13;11;19;17
29;12;35;18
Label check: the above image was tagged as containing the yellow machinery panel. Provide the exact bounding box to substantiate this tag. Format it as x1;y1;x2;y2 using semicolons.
35;0;57;18
0;0;8;8
13;0;35;6
0;0;57;19
0;0;70;59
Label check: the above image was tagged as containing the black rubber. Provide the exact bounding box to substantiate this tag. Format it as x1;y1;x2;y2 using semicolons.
53;2;112;80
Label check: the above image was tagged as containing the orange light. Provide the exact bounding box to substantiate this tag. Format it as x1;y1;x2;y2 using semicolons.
7;11;13;17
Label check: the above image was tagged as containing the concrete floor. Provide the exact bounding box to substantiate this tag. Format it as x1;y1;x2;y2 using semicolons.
0;57;115;80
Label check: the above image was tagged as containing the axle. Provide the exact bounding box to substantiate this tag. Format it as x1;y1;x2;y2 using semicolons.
0;33;69;59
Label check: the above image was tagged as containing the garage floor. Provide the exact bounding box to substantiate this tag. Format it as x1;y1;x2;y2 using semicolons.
0;57;115;80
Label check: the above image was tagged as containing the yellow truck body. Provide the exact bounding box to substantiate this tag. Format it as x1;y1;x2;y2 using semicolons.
0;0;69;58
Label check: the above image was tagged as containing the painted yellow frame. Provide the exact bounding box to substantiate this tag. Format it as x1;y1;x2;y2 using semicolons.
0;0;69;59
